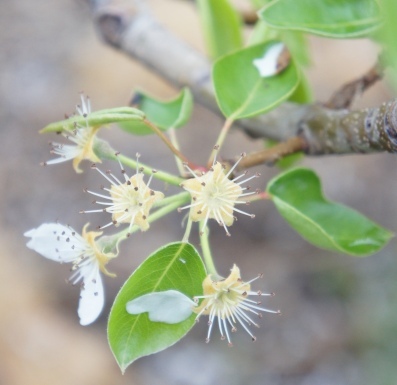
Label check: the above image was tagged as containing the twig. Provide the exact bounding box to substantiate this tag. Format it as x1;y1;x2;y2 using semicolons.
237;137;306;169
143;118;189;164
324;63;383;110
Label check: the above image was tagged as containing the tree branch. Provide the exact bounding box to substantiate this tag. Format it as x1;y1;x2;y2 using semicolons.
88;0;397;157
324;63;383;110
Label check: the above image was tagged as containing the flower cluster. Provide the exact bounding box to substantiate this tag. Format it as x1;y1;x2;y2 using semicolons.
26;93;280;355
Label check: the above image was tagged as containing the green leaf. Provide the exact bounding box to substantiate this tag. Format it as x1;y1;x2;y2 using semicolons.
108;242;206;372
377;0;397;90
213;41;300;119
259;0;381;38
288;72;313;104
197;0;243;59
40;107;145;133
119;88;193;135
267;168;393;256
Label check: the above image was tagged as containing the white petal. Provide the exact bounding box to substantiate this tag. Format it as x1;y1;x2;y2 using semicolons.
126;290;196;324
78;263;104;326
24;223;85;263
253;42;285;78
46;145;81;165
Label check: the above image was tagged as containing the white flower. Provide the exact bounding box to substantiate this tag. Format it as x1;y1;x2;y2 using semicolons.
179;154;259;236
81;153;164;234
24;222;116;325
42;94;101;173
193;265;280;346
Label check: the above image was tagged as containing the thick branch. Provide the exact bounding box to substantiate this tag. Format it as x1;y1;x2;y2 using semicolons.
299;100;397;154
89;1;397;156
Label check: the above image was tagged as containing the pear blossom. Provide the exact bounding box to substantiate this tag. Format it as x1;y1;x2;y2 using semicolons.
193;264;280;346
179;154;259;235
81;153;164;234
43;94;101;173
24;222;116;325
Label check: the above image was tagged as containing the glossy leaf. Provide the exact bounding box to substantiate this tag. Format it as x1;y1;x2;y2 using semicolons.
119;88;193;135
259;0;381;38
40;107;145;133
197;0;243;59
267;168;393;256
213;41;300;119
108;242;206;372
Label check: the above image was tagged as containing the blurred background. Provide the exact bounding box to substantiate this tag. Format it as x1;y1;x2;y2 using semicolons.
1;0;397;384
